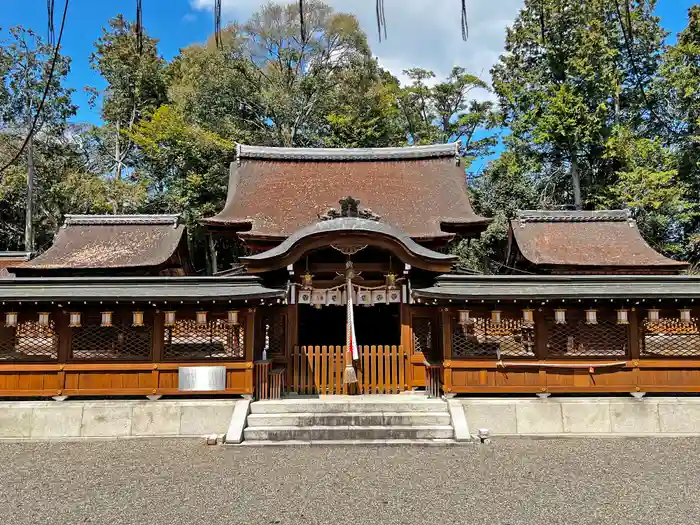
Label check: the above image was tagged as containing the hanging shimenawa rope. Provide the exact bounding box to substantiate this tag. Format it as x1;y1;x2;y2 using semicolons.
0;0;69;178
47;0;55;45
376;0;387;42
461;0;468;41
299;0;306;41
214;0;222;48
135;0;143;55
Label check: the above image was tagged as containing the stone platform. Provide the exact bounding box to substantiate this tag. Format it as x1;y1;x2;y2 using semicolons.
457;396;700;437
0;399;237;440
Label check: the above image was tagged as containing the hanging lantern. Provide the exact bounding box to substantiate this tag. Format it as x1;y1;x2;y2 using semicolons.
301;271;313;290
5;312;18;328
228;310;239;325
680;308;692;323
491;310;502;324
196;311;207;326
554;309;566;324
385;272;397;290
38;312;50;327
458;310;470;326
616;309;629;325
164;311;176;327
522;309;534;326
69;312;81;327
101;311;113;327
132;311;144;327
585;309;598;325
648;308;660;322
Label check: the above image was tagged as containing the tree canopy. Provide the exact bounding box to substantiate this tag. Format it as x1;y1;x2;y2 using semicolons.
0;0;699;274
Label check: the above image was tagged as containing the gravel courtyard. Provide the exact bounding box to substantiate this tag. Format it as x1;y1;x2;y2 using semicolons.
2;438;700;525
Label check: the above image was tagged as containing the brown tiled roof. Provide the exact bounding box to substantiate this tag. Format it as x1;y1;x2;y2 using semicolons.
202;144;489;240
15;215;186;271
511;210;688;269
0;252;31;278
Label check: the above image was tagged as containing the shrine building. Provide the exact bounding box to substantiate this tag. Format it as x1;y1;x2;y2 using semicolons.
1;142;700;399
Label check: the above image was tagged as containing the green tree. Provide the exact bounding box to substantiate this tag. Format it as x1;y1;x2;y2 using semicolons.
88;15;167;179
396;67;497;164
491;0;667;210
0;26;76;251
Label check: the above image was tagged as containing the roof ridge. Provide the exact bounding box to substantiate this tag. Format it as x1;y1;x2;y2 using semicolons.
63;214;181;227
236;143;459;161
516;209;631;223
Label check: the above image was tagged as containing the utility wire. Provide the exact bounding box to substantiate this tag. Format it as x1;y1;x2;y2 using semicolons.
0;0;70;178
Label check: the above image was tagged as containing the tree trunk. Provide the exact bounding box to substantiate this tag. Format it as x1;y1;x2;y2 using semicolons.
25;134;35;253
570;154;582;210
208;234;218;275
115;120;123;180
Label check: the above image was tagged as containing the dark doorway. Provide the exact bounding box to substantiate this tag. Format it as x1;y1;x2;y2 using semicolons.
298;304;400;346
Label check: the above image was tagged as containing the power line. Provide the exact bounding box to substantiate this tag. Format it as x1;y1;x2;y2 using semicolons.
0;0;70;177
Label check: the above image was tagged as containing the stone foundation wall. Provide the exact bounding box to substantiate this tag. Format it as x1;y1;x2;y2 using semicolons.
0;399;237;440
458;397;700;436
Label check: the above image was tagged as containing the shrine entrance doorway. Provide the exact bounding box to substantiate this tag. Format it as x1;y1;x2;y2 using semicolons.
291;302;405;394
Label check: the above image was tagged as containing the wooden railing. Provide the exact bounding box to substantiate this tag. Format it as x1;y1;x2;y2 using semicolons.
291;345;406;395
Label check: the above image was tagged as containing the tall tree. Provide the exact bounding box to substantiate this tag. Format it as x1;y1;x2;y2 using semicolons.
88;15;167;179
491;0;667;210
0;26;75;251
396;66;497;165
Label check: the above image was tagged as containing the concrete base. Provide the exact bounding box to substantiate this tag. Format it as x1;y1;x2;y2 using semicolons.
458;397;700;437
224;399;250;444
0;399;238;440
447;399;471;442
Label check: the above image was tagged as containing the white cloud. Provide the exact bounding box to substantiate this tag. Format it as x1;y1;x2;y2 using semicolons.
190;0;523;98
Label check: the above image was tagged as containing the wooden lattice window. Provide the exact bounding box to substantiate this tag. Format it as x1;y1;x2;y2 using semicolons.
643;309;700;357
545;309;628;358
70;311;152;361
412;317;433;354
0;313;58;361
261;312;286;357
452;313;535;358
164;312;245;361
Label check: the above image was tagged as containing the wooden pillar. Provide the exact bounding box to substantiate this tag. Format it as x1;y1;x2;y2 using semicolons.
151;309;164;393
440;308;452;394
400;303;412;389
56;308;70;395
534;307;548;360
245;308;256;362
285;304;298;389
629;307;641;392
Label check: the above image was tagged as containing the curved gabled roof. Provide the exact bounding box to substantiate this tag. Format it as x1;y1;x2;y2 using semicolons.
15;215;186;272
202;143;490;240
511;210;688;270
241;217;456;273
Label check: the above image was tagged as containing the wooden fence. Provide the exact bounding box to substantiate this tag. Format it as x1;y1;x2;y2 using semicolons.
291;345;406;395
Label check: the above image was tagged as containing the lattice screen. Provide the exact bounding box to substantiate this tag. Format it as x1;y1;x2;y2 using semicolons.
412;317;433;354
545;309;628;357
70;311;152;360
164;313;245;360
0;313;58;361
643;309;700;357
452;313;535;358
261;312;285;357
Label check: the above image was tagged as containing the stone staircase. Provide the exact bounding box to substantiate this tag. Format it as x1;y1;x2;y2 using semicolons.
241;394;454;445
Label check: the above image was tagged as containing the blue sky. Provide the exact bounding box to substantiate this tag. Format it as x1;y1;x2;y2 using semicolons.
3;0;697;130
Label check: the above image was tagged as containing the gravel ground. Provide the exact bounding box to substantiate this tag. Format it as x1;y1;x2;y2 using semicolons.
2;438;700;525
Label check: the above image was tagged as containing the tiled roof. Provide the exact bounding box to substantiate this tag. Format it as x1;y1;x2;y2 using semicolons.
511;210;687;269
202;144;490;240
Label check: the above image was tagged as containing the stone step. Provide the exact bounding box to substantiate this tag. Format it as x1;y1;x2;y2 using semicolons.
238;439;465;447
243;425;454;441
250;398;447;415
247;411;451;427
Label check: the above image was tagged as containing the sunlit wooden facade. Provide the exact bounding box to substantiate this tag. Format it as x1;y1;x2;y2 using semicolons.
1;144;698;398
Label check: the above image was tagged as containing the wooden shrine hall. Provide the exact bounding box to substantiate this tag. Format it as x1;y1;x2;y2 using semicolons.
2;143;700;399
